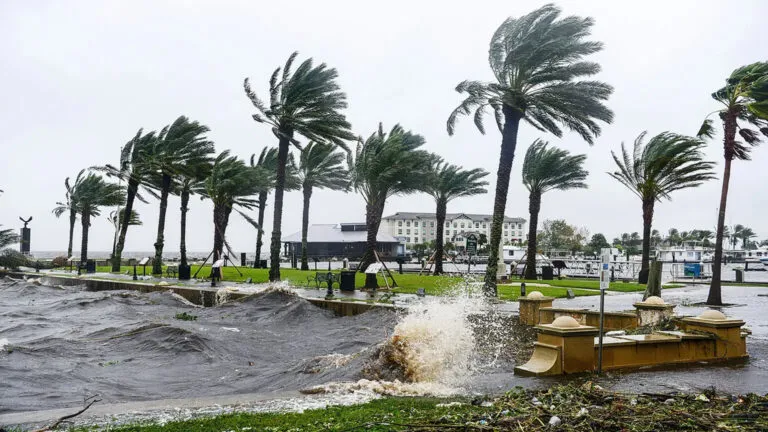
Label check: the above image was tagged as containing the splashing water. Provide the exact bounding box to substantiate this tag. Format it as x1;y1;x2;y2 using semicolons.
367;280;510;391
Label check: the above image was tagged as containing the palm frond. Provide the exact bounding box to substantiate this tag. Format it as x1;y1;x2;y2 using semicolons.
448;4;613;142
522;139;588;194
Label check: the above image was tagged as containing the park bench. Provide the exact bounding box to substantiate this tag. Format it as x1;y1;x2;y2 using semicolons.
307;272;339;289
166;265;178;278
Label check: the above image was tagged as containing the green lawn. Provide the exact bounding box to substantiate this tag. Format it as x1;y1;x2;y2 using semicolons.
509;277;684;292
90;265;599;300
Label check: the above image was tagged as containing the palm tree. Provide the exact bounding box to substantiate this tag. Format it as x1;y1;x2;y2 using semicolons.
739;227;756;249
297;142;350;270
95;129;158;272
608;132;715;285
176;160;212;274
143;116;214;274
108;209;142;259
72;173;125;264
650;229;663;248
446;4;613;296
249;148;300;268
697;62;768;305
522;140;588;279
244;52;355;281
0;227;18;249
422;158;489;275
196;151;267;263
349;124;432;288
52;170;85;258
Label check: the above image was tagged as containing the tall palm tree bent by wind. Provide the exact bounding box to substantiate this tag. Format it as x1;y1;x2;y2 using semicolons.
176;160;212;273
423;158;489;275
244;52;355;281
297;142;349;270
249;148;300;268
349;124;432;288
72;174;125;264
196;152;267;264
697;62;768;305
96;130;158;272
522;140;588;280
447;4;613;296
144;116;214;274
609;132;715;295
52;170;85;258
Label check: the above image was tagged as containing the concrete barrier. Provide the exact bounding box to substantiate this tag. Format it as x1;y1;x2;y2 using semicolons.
515;311;749;376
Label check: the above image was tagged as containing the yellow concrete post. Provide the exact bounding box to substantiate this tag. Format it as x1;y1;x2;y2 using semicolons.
518;291;554;326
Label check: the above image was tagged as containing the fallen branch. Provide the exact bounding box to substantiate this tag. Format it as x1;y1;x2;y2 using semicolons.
32;395;101;432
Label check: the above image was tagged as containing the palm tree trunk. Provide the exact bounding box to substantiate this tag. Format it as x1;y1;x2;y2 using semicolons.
152;174;171;274
709;116;737;305
253;191;267;268
212;205;232;263
523;190;541;280
67;210;76;258
180;188;190;268
300;184;312;271
484;107;522;296
269;135;291;281
361;201;384;288
640;198;654;276
112;177;138;272
80;210;90;264
433;199;447;275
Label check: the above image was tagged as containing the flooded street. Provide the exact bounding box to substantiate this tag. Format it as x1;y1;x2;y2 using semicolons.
1;277;766;428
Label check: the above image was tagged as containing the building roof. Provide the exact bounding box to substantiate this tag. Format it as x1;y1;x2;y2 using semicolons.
382;212;526;223
282;224;400;243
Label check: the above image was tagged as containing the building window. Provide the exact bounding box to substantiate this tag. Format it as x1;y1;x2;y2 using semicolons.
482;223;486;228
406;221;411;227
398;229;402;234
414;237;419;243
406;229;410;234
422;221;426;227
475;223;479;228
518;223;522;229
430;222;434;227
398;221;402;227
460;223;465;228
407;237;411;243
445;222;449;227
453;223;457;228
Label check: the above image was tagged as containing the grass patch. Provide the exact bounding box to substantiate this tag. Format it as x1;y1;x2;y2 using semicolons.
509;278;683;292
174;312;197;321
71;383;767;431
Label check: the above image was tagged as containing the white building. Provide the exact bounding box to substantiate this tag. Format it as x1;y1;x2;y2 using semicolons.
379;212;527;248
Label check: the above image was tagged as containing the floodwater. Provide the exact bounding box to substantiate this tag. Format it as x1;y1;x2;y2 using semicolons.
0;278;399;413
1;276;767;424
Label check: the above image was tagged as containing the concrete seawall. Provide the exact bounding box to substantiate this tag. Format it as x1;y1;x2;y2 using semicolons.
5;272;396;315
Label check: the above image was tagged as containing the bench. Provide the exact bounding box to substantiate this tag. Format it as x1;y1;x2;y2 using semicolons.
166;265;178;278
307;272;339;289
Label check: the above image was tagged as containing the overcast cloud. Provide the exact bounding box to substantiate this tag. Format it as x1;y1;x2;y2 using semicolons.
1;0;766;256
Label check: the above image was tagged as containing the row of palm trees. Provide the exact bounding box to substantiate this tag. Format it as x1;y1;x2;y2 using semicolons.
50;4;766;306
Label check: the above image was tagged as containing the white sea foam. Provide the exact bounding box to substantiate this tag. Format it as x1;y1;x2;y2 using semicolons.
0;338;9;350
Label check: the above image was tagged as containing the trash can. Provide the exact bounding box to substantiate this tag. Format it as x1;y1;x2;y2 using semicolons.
339;270;356;292
178;264;191;280
735;268;744;283
85;259;96;274
541;266;554;280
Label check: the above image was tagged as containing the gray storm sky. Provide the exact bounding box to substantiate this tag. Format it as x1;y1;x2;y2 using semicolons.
1;0;766;255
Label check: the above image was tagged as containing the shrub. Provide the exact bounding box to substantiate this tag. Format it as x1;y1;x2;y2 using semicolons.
51;256;69;268
0;249;30;270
